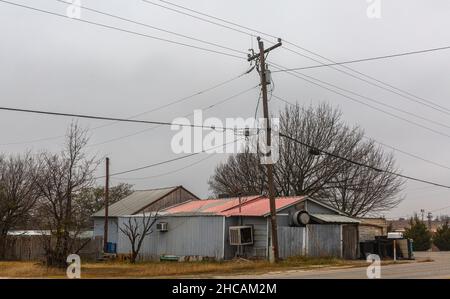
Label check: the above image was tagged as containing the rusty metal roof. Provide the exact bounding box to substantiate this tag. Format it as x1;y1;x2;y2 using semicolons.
163;195;306;217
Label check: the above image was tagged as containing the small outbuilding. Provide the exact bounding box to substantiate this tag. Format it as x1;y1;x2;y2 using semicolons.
92;186;198;248
116;195;360;261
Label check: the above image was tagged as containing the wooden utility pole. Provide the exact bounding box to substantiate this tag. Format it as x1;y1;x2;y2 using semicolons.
248;37;282;263
103;157;110;253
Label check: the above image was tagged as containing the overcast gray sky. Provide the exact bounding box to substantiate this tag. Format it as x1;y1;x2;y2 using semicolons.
1;0;450;219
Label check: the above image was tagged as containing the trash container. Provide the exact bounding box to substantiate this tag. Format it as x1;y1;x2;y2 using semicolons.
106;242;117;253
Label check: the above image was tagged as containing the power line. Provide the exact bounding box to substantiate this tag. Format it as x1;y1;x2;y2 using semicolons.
155;0;280;40
283;41;450;115
0;105;254;131
272;67;450;131
271;46;450;72
113;154;215;181
87;85;259;147
0;71;248;146
268;63;450;140
272;94;450;172
430;205;450;213
362;137;450;172
141;0;253;37
97;136;244;179
0;0;245;60
269;61;450;131
98;152;197;178
279;132;450;190
278;45;450;118
55;0;246;56
152;0;450;117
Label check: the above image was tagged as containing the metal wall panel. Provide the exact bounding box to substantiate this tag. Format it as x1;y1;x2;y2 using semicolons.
278;227;306;259
307;224;342;257
93;218;118;243
241;216;268;258
117;215;225;260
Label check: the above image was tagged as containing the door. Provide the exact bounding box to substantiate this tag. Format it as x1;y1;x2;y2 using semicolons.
342;225;358;259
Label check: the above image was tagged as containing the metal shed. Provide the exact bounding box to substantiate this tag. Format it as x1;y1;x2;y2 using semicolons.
92;185;198;247
116;195;360;261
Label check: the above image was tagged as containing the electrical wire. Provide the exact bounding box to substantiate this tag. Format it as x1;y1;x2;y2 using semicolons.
271;94;450;172
272;46;450;72
278;45;450;117
268;63;450;140
150;0;450;117
0;105;254;131
283;41;450;115
0;0;245;60
113;137;247;181
96;136;245;179
87;85;259;147
141;0;252;37
55;0;246;56
112;154;215;181
269;61;450;131
0;71;249;146
279;132;450;190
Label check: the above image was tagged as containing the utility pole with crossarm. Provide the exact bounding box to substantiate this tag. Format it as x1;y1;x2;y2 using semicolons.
248;37;282;263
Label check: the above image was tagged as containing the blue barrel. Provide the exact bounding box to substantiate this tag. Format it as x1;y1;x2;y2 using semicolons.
106;242;117;253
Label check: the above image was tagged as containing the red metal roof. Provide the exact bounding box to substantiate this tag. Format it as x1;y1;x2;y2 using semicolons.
163;195;305;217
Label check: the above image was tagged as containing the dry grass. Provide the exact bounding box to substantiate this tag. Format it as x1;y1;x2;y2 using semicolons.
0;261;65;278
0;256;413;279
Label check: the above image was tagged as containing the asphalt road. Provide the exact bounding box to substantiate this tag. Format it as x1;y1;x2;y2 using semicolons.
215;252;450;279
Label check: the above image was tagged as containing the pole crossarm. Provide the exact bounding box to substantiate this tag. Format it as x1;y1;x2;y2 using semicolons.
247;37;282;61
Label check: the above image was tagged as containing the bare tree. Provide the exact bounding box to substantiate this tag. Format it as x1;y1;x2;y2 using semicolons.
209;103;404;217
75;183;134;227
119;213;158;263
0;153;40;259
320;140;404;216
35;122;98;267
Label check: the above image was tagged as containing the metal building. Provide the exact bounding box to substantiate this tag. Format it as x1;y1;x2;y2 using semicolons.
92;186;198;246
116;195;360;261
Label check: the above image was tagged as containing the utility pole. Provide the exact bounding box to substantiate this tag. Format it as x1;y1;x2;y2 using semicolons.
248;37;282;263
103;157;110;253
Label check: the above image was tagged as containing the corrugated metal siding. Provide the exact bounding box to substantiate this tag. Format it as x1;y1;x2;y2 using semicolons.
141;187;198;213
117;215;224;260
93;187;176;217
307;224;342;257
278;227;306;258
241;217;268;258
93;218;118;243
307;201;338;214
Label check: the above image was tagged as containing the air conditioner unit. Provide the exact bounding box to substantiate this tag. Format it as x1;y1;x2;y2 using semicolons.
156;222;168;232
229;226;253;245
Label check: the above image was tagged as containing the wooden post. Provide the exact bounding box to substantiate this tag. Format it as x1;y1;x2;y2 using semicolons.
248;37;282;263
103;157;110;253
393;239;397;261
